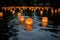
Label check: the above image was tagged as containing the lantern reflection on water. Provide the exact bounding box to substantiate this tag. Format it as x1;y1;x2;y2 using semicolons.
20;16;24;25
42;17;48;27
25;18;33;32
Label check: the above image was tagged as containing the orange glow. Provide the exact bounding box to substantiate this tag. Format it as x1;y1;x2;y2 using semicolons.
20;16;24;25
17;12;21;18
55;9;57;13
25;18;33;32
42;17;48;27
58;8;60;13
12;10;15;14
0;12;3;17
40;11;43;16
45;7;48;11
31;9;34;11
34;9;36;11
51;8;54;16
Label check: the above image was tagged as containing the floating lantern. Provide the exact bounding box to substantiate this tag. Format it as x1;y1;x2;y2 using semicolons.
31;9;34;11
20;16;24;25
58;8;60;13
40;11;43;16
51;8;54;16
42;17;48;27
0;12;3;17
12;10;15;14
17;12;21;18
34;9;36;11
55;9;57;15
25;18;33;32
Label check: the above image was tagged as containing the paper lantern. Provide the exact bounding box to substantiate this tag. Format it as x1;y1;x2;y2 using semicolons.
40;11;43;16
58;8;60;13
55;9;57;14
20;16;24;25
17;12;21;18
25;18;33;32
0;12;3;17
42;17;48;27
12;10;15;14
51;8;54;16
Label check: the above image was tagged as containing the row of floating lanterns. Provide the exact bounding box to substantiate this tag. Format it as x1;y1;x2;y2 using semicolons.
17;12;48;32
2;6;60;12
2;6;60;16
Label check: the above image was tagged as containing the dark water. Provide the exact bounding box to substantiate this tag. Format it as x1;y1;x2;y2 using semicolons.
2;10;60;40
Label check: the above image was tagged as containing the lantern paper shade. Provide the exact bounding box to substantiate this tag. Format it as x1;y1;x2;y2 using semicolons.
12;10;15;14
58;8;60;13
17;12;21;18
51;8;54;16
19;16;24;25
42;17;48;27
0;12;3;17
25;18;33;32
40;11;43;16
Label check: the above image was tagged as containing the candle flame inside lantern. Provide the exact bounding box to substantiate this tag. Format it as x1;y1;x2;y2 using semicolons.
42;17;48;27
20;16;24;25
26;18;33;32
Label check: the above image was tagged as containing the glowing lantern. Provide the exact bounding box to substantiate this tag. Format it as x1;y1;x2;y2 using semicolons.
58;8;60;13
17;12;21;18
20;16;24;25
55;9;57;14
10;9;12;12
25;18;33;32
29;8;31;10
31;9;34;11
40;11;43;16
51;8;54;16
12;10;15;14
34;9;36;11
42;17;48;27
0;12;3;17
